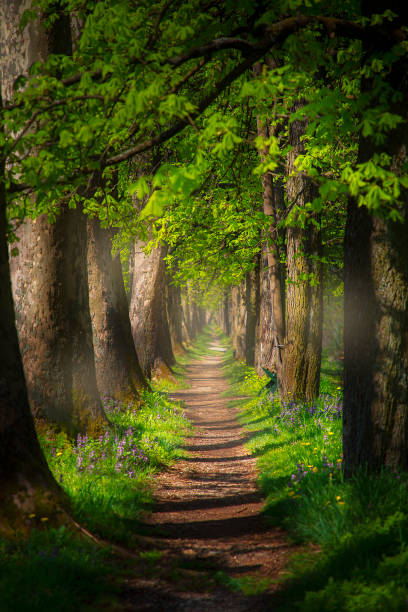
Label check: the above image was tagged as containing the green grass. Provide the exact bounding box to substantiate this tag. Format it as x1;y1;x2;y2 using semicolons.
0;354;196;611
218;329;408;611
0;527;116;612
39;388;192;543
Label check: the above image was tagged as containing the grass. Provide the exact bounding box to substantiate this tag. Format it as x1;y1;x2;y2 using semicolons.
38;388;192;544
0;527;116;612
0;356;195;610
218;329;408;611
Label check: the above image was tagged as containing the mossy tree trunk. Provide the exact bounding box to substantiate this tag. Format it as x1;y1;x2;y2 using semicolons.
2;0;105;434
256;245;279;375
283;102;323;401
87;218;146;403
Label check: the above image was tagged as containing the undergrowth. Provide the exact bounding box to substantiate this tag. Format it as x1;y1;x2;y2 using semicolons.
219;330;408;611
38;388;192;543
0;359;194;610
0;527;115;612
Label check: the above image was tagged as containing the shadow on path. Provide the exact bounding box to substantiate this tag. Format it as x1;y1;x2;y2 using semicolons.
119;337;296;611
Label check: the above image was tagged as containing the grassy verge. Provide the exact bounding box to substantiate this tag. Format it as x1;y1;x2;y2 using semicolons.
219;330;408;611
38;388;192;544
0;355;195;610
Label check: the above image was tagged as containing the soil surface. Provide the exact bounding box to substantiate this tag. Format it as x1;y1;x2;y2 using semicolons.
118;340;297;611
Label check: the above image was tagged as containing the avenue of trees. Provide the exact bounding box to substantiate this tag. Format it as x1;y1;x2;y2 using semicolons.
0;0;407;532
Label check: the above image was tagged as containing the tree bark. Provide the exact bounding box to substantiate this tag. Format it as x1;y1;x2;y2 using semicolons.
2;0;105;433
0;87;65;539
245;264;260;367
87;218;146;402
343;2;408;472
166;275;184;354
283;101;323;400
129;242;175;378
222;290;231;336
254;64;287;381
231;283;246;361
181;289;194;345
255;246;276;374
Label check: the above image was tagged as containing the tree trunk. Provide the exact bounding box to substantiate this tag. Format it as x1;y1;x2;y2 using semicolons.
191;300;201;338
255;246;276;374
255;106;286;383
10;208;106;432
231;283;246;361
87;218;146;402
0;88;66;537
343;3;408;472
166;275;183;354
222;290;231;336
181;290;194;345
245;264;260;367
283;102;323;400
129;242;175;378
2;0;105;434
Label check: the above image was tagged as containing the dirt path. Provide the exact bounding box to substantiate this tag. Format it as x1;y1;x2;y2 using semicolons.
119;340;295;611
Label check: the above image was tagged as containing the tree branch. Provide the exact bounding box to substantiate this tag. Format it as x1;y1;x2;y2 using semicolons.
104;53;260;167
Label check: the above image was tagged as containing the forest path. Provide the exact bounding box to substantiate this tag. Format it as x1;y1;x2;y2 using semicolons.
118;338;295;611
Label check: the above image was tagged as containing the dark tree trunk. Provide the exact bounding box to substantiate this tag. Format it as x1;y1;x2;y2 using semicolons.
3;0;105;434
0;88;65;536
87;219;146;402
343;3;408;472
129;242;175;378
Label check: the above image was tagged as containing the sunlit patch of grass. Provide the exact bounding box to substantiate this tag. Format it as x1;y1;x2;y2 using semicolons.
216;571;272;595
38;389;192;543
319;349;343;396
